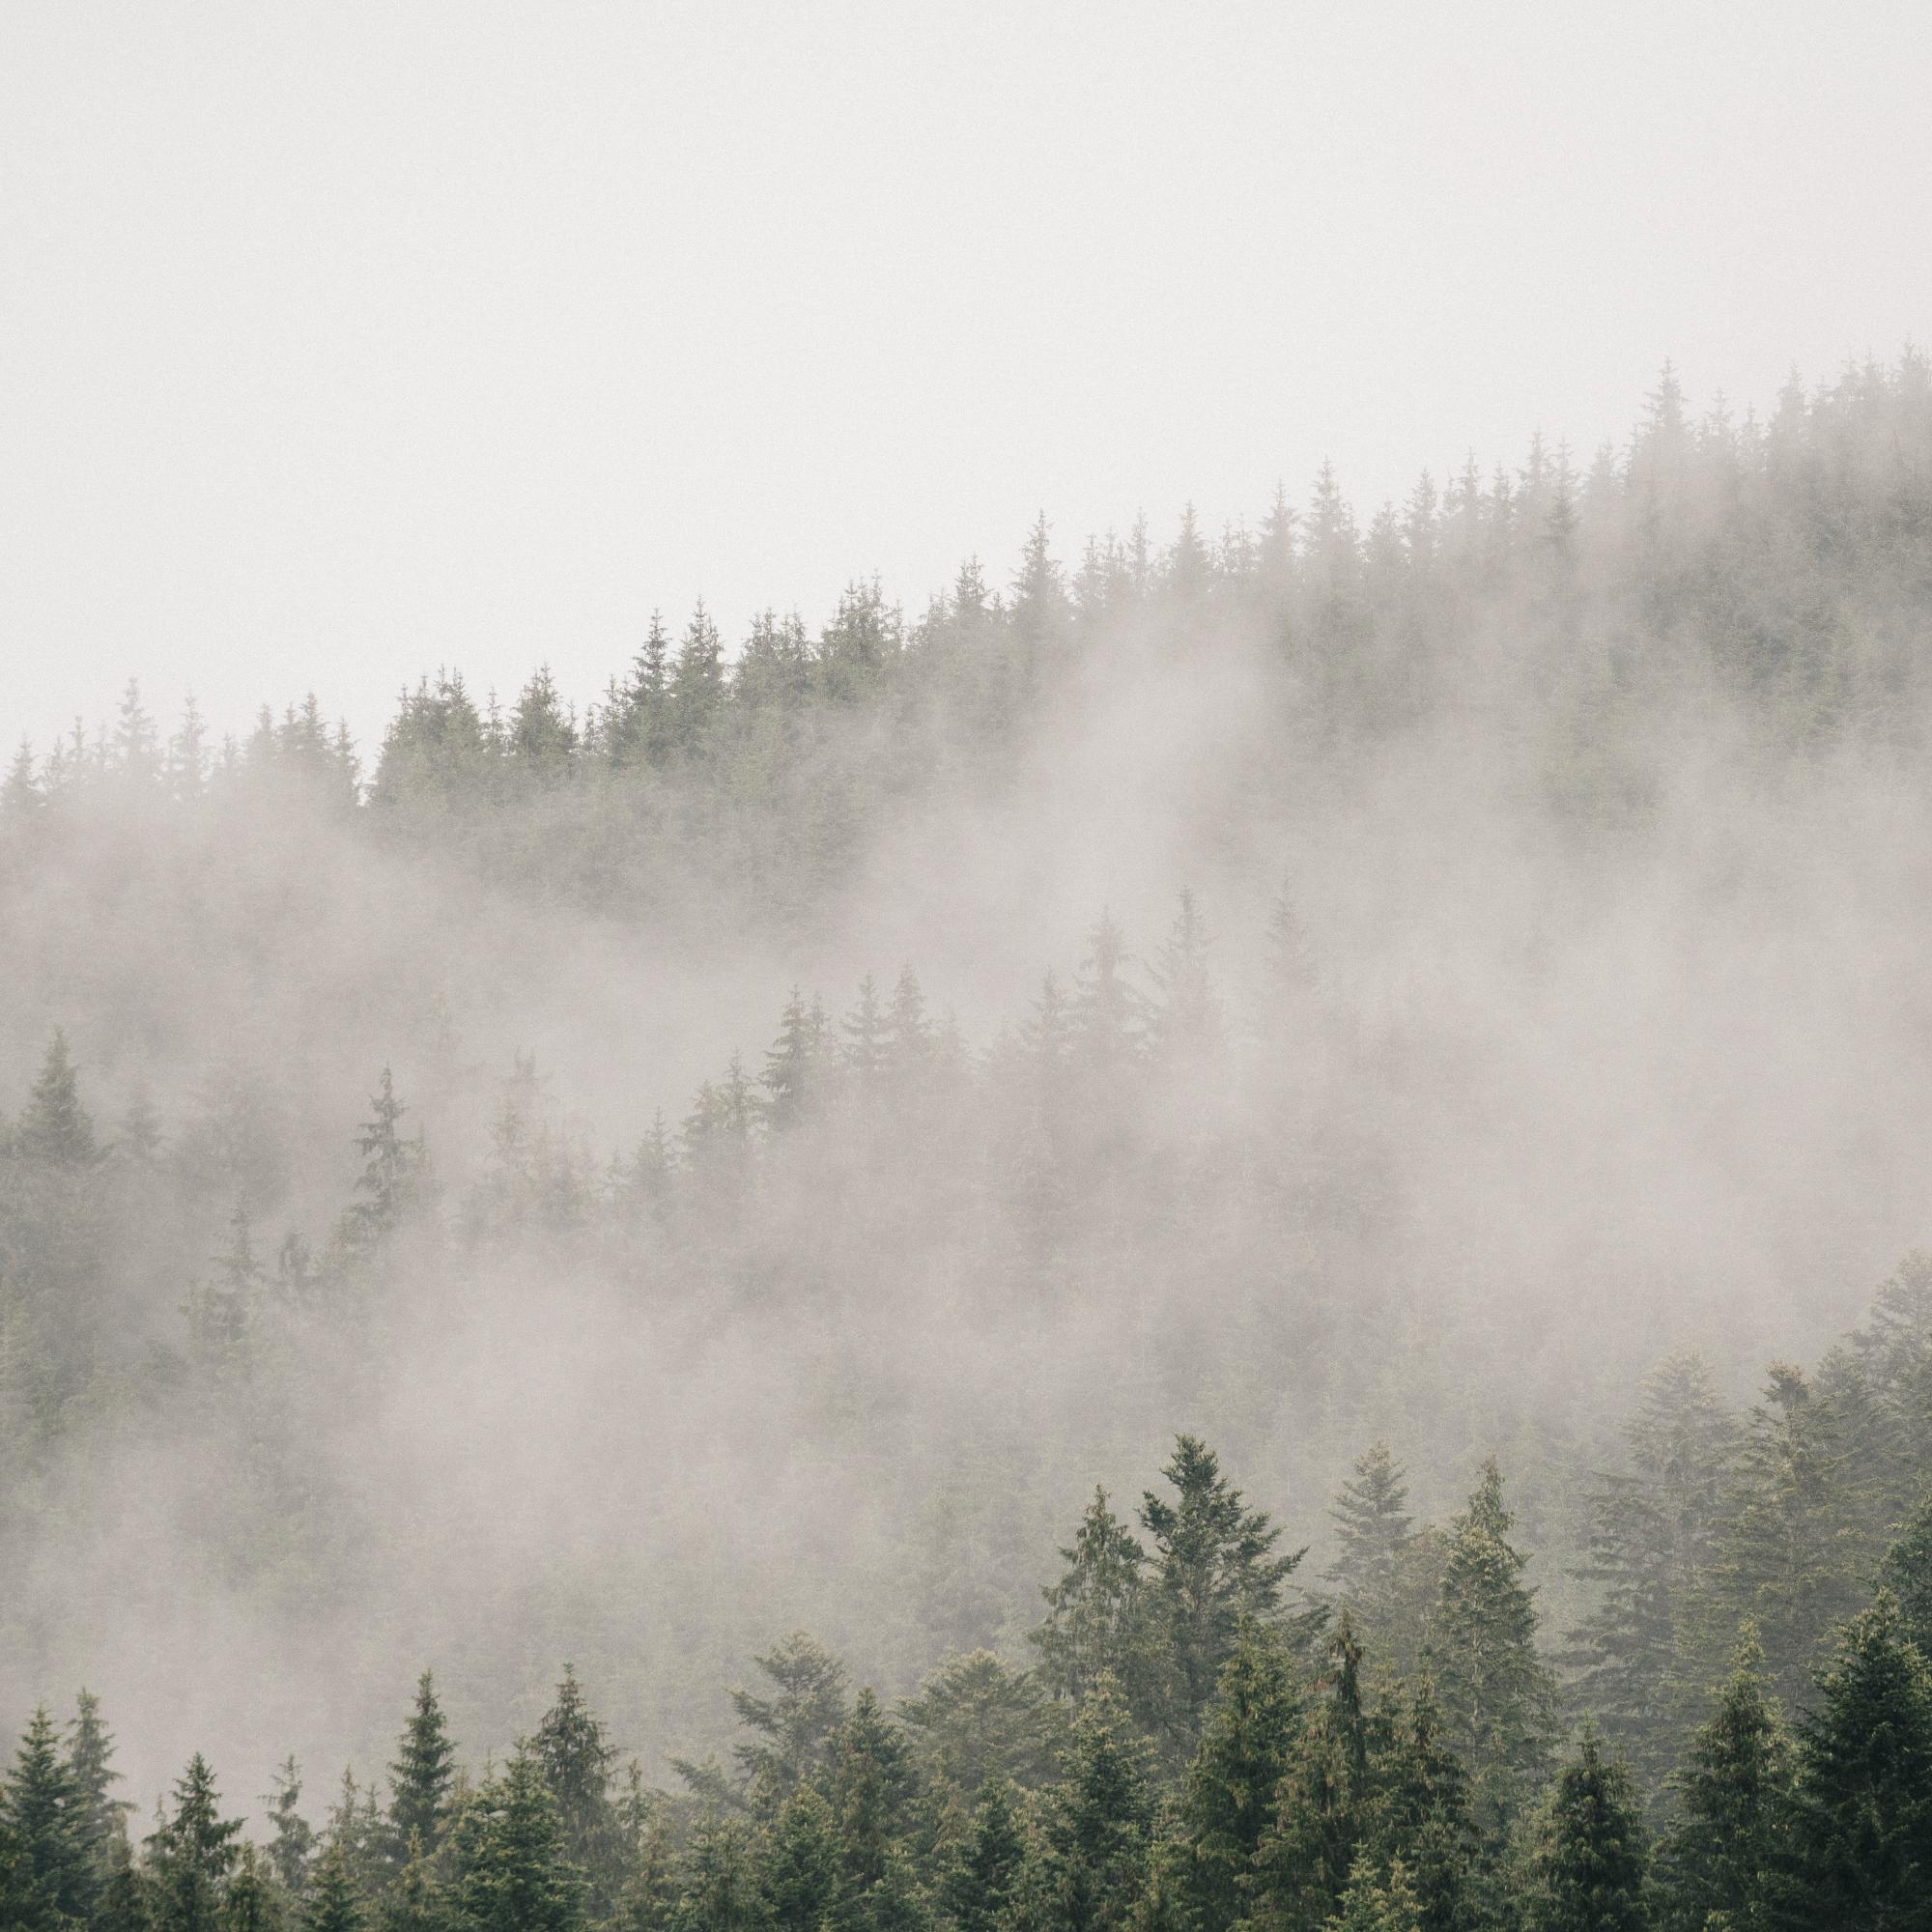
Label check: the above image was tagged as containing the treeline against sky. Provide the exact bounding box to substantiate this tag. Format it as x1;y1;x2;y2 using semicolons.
7;351;1932;1920
9;1385;1932;1930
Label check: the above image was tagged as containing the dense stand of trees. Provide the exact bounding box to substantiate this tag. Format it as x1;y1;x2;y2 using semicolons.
8;351;1932;1925
9;1398;1932;1929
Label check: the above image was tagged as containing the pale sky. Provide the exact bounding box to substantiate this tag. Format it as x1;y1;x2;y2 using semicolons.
4;1;1929;755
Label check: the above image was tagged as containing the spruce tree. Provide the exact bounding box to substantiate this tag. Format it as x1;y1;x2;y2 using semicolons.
450;1750;582;1932
1027;1677;1152;1932
0;1706;97;1927
1331;1854;1424;1932
760;1787;839;1932
1526;1732;1648;1932
1140;1435;1303;1750
301;1842;361;1932
17;1029;98;1165
1172;1620;1301;1929
1658;1626;1789;1932
668;1818;760;1932
388;1674;458;1863
148;1754;242;1932
729;1632;849;1816
829;1690;918;1910
532;1667;617;1911
381;1833;450;1932
225;1843;283;1932
263;1759;314;1897
937;1776;1026;1932
1032;1489;1156;1715
1779;1589;1932;1928
67;1689;134;1878
1327;1442;1414;1614
1429;1460;1556;1820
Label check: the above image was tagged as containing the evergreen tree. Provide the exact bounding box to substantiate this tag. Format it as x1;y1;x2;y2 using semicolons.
224;1844;283;1932
1327;1443;1414;1614
1569;1351;1738;1787
0;1706;96;1928
1033;1489;1156;1714
1145;894;1222;1072
759;991;822;1134
345;1067;424;1250
729;1633;849;1817
1330;1854;1424;1932
302;1842;361;1932
67;1689;134;1877
936;1776;1026;1932
1526;1732;1648;1932
1658;1626;1789;1932
1140;1435;1304;1750
382;1833;451;1932
668;1818;761;1932
449;1750;582;1932
1428;1460;1556;1820
670;604;725;752
263;1759;314;1897
1778;1589;1932;1929
532;1667;617;1910
760;1787;838;1932
1171;1619;1301;1930
1878;1491;1932;1658
1026;1677;1152;1932
17;1029;98;1165
828;1690;918;1911
388;1674;459;1863
148;1754;242;1932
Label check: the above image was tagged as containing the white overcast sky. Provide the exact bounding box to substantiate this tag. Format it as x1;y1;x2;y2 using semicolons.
4;2;1930;753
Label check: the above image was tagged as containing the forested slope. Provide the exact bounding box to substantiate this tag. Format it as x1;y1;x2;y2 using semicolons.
6;352;1932;1926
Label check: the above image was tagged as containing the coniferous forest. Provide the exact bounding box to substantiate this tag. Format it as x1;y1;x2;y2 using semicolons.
10;354;1932;1927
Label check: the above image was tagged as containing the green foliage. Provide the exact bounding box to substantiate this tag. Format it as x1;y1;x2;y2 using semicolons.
936;1776;1027;1932
1024;1676;1152;1932
1525;1733;1648;1932
0;1705;97;1928
1657;1626;1789;1932
730;1633;849;1817
147;1754;243;1932
1778;1589;1932;1928
17;1031;98;1167
389;1675;459;1866
1428;1461;1556;1820
301;1842;361;1932
449;1749;583;1932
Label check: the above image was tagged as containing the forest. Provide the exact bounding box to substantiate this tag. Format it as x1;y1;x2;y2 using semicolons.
7;350;1932;1927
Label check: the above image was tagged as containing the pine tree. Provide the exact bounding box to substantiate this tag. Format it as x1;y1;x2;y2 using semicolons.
532;1667;617;1911
1526;1732;1648;1932
17;1029;98;1165
67;1689;134;1877
759;990;821;1134
937;1776;1026;1932
148;1754;242;1932
1779;1589;1932;1928
1657;1625;1789;1932
225;1843;283;1932
1033;1489;1156;1715
301;1842;361;1932
450;1750;582;1932
388;1674;458;1863
1172;1619;1301;1929
263;1758;314;1897
1363;1678;1480;1932
0;1707;97;1927
760;1786;839;1932
1879;1491;1932;1658
1429;1460;1556;1821
843;976;889;1092
1328;1443;1414;1613
620;612;674;767
728;1632;849;1816
1027;1676;1152;1932
1141;1435;1303;1750
345;1067;423;1250
3;736;41;820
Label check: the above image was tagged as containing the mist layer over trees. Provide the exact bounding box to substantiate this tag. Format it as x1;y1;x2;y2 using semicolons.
7;351;1932;1926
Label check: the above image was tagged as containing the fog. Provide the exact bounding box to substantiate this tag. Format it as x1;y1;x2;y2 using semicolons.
5;354;1932;1852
